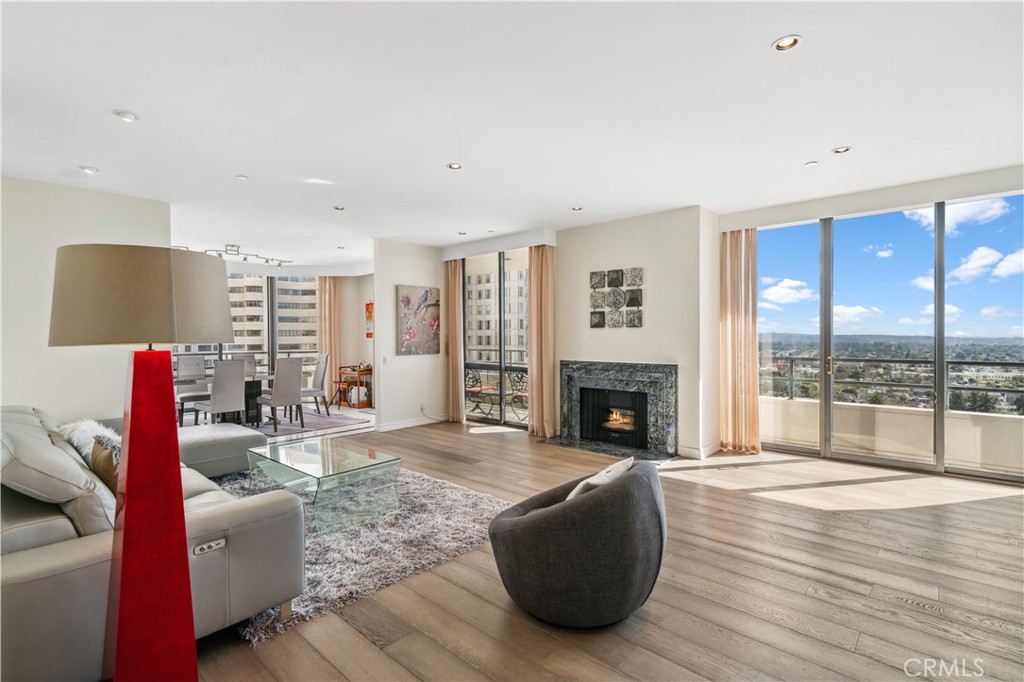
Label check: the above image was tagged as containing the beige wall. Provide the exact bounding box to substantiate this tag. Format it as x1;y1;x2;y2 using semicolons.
555;206;720;456
373;240;446;431
1;177;171;422
340;274;374;367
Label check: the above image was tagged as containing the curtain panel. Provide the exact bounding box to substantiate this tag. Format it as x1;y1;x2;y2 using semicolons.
720;229;761;454
317;276;344;385
528;245;557;438
444;259;466;422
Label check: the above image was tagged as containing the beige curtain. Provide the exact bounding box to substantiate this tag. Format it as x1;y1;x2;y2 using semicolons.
317;276;344;383
528;245;557;438
720;229;761;454
444;259;466;422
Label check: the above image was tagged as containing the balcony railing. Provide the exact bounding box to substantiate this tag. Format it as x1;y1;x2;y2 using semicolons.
762;356;1024;414
464;362;528;426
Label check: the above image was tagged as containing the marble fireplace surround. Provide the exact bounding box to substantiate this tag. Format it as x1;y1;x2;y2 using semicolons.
559;360;678;460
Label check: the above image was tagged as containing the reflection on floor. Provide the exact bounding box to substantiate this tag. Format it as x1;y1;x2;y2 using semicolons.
658;451;1023;511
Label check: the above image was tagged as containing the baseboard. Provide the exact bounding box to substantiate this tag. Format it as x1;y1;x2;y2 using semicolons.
675;441;722;459
377;416;447;432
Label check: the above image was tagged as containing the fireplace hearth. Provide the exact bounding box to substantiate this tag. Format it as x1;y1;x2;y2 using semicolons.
559;360;677;460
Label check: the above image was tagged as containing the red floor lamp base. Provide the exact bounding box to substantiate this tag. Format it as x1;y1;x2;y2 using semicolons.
104;349;198;681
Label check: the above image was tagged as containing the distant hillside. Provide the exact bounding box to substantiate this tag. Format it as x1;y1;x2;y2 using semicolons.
760;333;1022;346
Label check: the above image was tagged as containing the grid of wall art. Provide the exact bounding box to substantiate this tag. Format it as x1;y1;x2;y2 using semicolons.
589;267;643;328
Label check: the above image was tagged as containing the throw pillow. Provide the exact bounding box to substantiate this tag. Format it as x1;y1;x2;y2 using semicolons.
565;456;634;501
90;433;122;494
57;419;121;468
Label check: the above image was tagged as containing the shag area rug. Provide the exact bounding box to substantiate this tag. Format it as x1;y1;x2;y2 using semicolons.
213;468;509;643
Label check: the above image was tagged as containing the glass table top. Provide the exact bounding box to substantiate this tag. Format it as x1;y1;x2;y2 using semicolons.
247;436;400;482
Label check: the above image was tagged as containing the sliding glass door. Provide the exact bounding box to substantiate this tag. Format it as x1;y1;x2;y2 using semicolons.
827;208;936;467
463;249;529;426
757;193;1023;479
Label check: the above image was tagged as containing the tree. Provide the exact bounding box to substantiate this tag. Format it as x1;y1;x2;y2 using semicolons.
966;391;998;413
867;392;885;405
799;383;819;399
948;390;966;411
1014;395;1024;416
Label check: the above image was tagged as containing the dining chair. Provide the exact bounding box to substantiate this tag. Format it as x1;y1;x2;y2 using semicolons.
175;355;210;426
193;359;246;424
257;357;304;432
301;354;331;416
231;352;257;377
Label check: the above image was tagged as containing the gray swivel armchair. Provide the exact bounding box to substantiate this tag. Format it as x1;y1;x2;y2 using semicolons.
488;461;666;628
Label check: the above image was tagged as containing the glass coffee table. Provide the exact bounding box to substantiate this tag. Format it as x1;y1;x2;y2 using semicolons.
246;436;402;531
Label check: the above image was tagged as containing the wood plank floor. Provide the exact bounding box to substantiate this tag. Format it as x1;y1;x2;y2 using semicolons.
197;422;1024;682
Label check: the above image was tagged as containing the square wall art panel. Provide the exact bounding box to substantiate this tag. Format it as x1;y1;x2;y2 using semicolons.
397;285;441;355
588;267;643;329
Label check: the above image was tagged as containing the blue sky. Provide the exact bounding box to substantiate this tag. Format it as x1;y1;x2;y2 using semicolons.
758;193;1023;338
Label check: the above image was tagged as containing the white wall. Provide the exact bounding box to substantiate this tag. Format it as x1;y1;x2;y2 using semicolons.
555;206;720;456
373;240;446;431
1;177;171;422
340;274;374;366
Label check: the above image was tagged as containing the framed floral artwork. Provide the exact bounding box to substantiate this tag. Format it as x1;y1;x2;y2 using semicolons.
396;285;441;355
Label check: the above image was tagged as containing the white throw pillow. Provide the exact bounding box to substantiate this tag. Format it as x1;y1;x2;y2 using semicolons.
57;419;121;468
566;456;634;501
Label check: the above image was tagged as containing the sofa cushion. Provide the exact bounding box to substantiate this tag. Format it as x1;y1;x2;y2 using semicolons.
178;424;266;477
0;487;78;554
1;408;116;536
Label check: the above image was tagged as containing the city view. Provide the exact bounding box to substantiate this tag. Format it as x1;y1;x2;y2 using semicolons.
758;194;1024;416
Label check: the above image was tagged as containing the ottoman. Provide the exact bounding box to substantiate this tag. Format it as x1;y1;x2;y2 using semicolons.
177;424;267;477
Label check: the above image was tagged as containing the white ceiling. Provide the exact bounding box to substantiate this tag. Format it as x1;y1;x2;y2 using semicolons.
3;2;1022;266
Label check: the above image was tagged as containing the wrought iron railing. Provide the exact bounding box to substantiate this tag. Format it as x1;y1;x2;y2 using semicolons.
464;362;528;425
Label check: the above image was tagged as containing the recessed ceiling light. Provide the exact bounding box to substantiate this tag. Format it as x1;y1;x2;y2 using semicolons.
333;205;345;211
571;206;583;211
113;109;138;122
487;230;495;233
304;178;334;185
831;146;852;154
457;232;467;236
336;246;346;250
804;161;819;167
78;165;99;175
772;35;801;51
235;174;249;181
447;163;462;170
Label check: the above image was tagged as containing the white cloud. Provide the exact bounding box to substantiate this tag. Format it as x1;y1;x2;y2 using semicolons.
757;316;789;333
980;305;1017;319
910;272;934;292
1010;325;1023;337
993;248;1024;279
899;317;930;326
758;301;782;311
950;330;970;338
864;243;894;258
760;276;779;285
833;305;883;326
762;278;816;304
903;198;1011;237
920;303;962;322
949;246;1004;284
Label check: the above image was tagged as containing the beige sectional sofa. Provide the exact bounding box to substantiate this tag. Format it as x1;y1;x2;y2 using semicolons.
0;405;305;682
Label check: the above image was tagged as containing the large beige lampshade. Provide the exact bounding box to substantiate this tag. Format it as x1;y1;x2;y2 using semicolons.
49;244;234;346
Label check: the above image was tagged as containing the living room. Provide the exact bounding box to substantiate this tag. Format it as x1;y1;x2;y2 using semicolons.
2;3;1023;681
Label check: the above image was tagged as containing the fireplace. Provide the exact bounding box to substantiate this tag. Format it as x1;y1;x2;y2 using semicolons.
580;388;649;450
559;360;677;460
